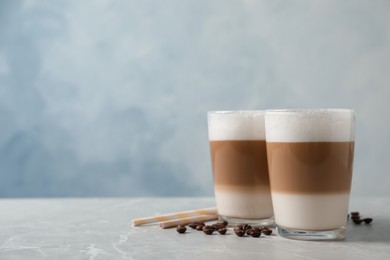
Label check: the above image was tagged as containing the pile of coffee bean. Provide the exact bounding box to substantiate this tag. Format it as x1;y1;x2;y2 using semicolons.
234;224;272;238
176;221;273;238
349;211;373;225
185;221;228;235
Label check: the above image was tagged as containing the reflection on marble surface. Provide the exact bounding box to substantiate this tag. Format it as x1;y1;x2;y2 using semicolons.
0;197;389;259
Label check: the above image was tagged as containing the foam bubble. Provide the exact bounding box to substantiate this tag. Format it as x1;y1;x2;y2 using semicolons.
265;109;355;142
208;111;265;140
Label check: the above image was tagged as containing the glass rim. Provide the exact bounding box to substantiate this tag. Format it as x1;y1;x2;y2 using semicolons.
207;110;265;115
265;108;355;114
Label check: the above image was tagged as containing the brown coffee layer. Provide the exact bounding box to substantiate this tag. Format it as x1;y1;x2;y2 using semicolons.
210;140;271;188
266;142;354;194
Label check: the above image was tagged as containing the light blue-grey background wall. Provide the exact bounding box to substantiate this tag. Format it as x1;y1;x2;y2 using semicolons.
0;0;389;197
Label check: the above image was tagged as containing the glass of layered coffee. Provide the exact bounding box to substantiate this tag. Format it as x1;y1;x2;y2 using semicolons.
265;109;355;240
208;111;274;225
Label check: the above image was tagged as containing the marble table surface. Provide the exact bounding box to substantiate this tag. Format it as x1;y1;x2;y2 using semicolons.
0;196;389;260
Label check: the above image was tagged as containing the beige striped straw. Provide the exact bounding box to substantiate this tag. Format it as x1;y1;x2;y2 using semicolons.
132;207;218;227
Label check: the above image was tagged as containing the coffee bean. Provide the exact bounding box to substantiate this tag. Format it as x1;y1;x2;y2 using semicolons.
243;224;251;232
176;225;186;234
250;230;261;237
237;224;244;230
262;229;272;235
363;218;373;224
234;228;245;237
196;224;205;231
189;222;205;229
351;212;360;217
188;223;198;229
203;225;215;235
218;227;227;235
216;221;227;226
249;227;261;237
233;224;252;237
351;215;360;220
212;223;225;230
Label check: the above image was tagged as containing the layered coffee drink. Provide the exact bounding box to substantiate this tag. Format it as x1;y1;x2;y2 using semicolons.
265;109;355;240
208;111;274;224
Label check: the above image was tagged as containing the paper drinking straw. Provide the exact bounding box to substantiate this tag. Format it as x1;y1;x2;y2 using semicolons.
132;207;218;227
159;214;219;229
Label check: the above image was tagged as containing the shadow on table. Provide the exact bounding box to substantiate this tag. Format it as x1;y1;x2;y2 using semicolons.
345;218;390;243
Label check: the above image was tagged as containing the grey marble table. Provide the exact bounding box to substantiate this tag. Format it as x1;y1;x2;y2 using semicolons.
0;197;389;260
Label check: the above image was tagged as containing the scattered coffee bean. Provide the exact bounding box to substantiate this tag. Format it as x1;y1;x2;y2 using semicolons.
351;211;360;217
196;224;205;231
203;225;215;235
175;221;274;238
218;220;228;226
250;229;261;238
349;211;373;225
234;228;245;237
247;227;261;237
188;223;197;229
188;221;205;229
212;223;225;230
243;224;251;232
176;225;187;234
262;229;273;235
218;227;227;235
189;222;205;229
232;225;269;238
351;215;361;220
363;218;373;224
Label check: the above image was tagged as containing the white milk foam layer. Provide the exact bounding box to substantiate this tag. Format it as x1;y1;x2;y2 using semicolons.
215;189;274;219
208;111;265;140
265;109;355;142
272;192;350;230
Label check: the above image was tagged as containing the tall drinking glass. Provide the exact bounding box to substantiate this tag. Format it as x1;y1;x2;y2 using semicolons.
208;111;274;225
265;109;355;240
